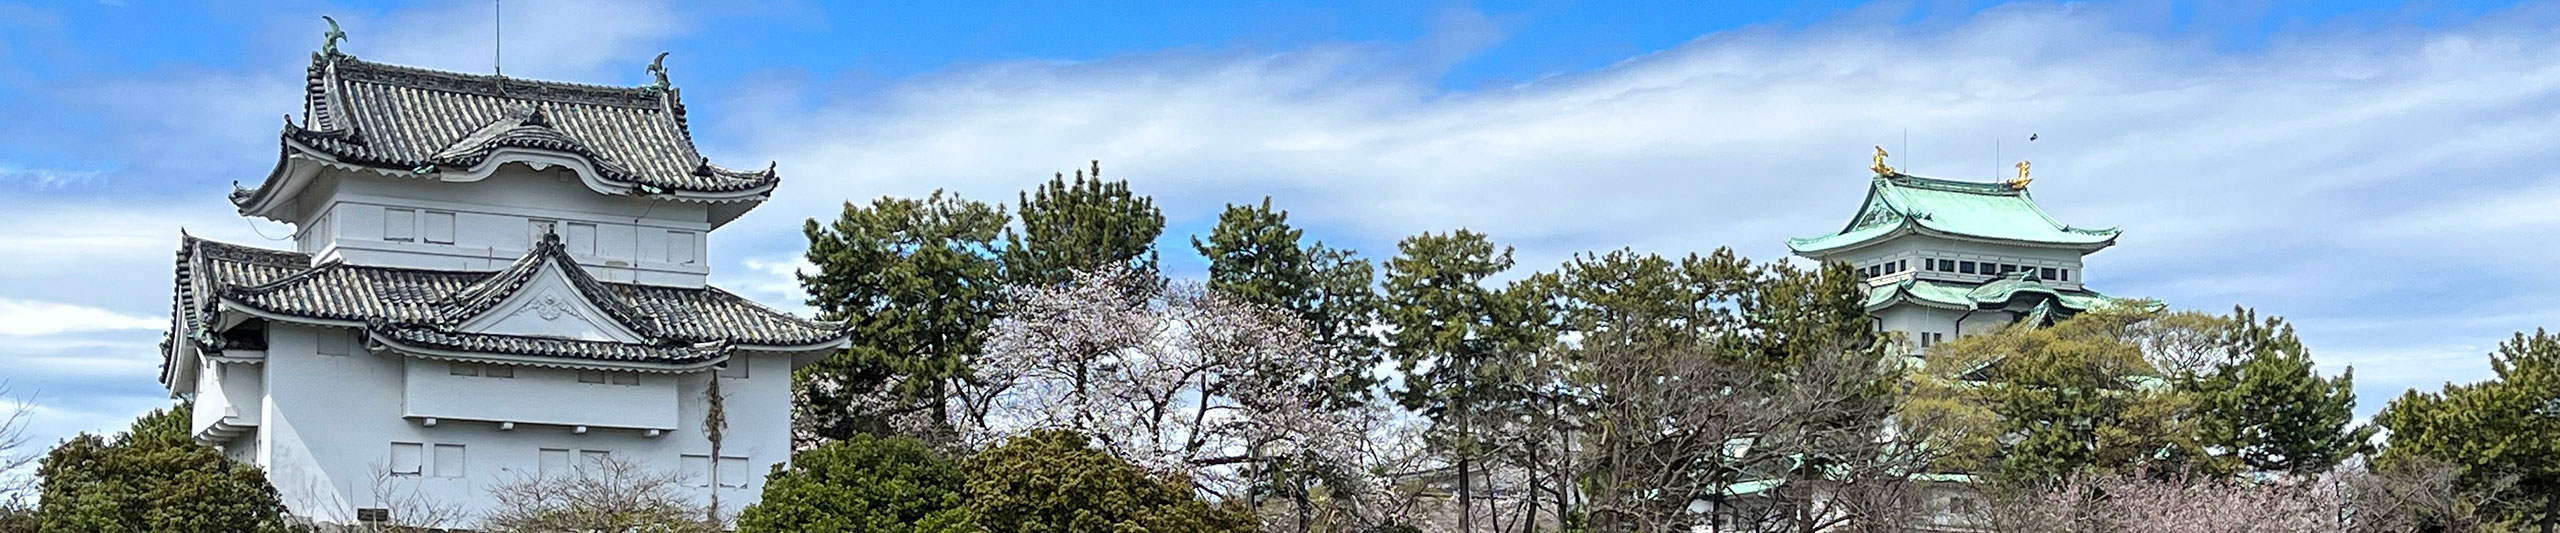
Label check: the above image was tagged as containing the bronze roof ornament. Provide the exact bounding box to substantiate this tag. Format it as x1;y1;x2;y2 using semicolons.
1872;145;1898;176
647;52;672;92
2009;160;2033;190
321;16;348;57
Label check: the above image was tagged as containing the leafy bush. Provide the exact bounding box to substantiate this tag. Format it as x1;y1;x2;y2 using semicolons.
33;404;289;532
965;430;1254;533
738;434;975;532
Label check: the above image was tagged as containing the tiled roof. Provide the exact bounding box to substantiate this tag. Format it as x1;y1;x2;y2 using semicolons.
1863;275;2118;315
236;53;776;209
165;236;845;381
1790;173;2119;255
373;324;728;366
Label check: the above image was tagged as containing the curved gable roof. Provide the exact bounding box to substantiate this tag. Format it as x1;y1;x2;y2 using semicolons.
235;53;778;214
1790;174;2119;255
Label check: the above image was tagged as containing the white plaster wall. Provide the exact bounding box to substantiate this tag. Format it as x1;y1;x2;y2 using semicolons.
1824;235;2093;290
195;359;269;439
295;166;713;287
247;323;797;526
404;364;680;430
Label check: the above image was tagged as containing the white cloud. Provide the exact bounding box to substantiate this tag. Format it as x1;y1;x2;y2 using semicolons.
0;298;160;337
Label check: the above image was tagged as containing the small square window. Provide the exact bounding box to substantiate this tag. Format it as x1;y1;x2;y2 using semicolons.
1959;261;1977;274
449;362;479;377
566;223;599;255
681;454;712;487
390;442;423;476
384;209;416;242
538;448;571;476
578;370;608;384
717;456;750;488
423;211;456;244
667;231;697;265
485;365;513;379
318;331;352;356
609;373;640;386
2000;264;2018;274
2040;267;2057;280
432;444;465;478
2061;269;2071;281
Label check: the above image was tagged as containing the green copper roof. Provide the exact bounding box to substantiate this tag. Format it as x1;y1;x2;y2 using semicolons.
1790;174;2119;255
1863;274;2118;313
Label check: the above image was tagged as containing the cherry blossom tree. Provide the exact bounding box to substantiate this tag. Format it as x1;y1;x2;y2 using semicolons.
957;266;1418;530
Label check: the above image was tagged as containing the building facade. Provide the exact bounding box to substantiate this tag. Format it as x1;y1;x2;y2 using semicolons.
1788;156;2120;357
160;43;848;525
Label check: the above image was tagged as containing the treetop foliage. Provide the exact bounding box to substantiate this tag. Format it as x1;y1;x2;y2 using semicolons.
1005;163;1166;288
33;404;289;533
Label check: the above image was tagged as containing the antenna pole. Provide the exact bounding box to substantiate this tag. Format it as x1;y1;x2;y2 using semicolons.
493;0;503;77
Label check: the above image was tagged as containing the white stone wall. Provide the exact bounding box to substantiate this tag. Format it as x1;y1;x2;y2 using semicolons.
290;165;714;288
1829;235;2090;290
234;323;796;526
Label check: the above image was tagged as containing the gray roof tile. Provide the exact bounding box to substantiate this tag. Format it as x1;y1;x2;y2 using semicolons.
165;236;845;380
235;53;777;209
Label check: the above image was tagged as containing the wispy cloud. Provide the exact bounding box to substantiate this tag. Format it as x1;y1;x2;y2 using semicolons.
0;298;161;336
0;165;100;187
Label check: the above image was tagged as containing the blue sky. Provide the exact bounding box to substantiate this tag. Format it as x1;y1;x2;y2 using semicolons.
1;0;2554;467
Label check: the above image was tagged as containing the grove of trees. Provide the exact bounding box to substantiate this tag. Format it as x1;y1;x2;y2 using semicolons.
8;161;2554;533
771;163;2552;532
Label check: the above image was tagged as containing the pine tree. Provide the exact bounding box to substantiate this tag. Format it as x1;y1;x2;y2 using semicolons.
1383;229;1515;531
1928;306;2218;485
797;191;1009;440
2191;307;2368;476
2377;330;2560;532
1004;162;1165;288
1191;197;1384;411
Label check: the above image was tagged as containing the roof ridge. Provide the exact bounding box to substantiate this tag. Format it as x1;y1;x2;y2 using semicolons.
319;54;668;109
1881;173;2023;196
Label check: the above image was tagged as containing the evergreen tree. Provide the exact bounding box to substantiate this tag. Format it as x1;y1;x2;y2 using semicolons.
1004;162;1165;288
737;434;977;533
1382;229;1524;530
2191;307;2368;476
797;191;1009;440
2376;330;2560;532
1190;198;1388;531
1191;197;1384;411
1928;306;2219;485
34;404;288;533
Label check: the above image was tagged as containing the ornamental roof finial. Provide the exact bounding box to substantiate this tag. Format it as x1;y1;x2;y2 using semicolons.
646;52;672;91
1871;146;1897;176
2009;160;2032;189
321;16;348;57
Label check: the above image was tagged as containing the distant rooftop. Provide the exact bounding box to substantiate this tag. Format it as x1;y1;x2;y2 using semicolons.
1789;173;2119;255
234;51;779;214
